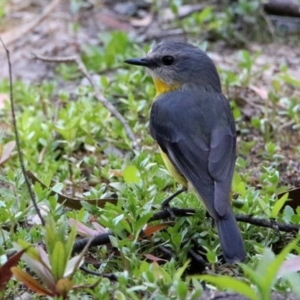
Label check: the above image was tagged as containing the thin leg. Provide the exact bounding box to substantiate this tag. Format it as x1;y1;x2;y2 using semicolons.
161;187;186;218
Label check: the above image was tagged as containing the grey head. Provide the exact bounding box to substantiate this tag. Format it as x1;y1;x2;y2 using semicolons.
125;41;222;93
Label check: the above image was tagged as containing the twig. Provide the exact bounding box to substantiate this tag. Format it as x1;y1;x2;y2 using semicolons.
157;245;174;259
235;214;300;232
0;38;45;226
72;232;113;254
1;0;62;46
32;53;140;151
71;209;300;254
149;207;196;222
188;249;208;268
80;265;118;281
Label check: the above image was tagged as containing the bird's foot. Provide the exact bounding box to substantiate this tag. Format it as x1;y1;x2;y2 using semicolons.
161;188;186;219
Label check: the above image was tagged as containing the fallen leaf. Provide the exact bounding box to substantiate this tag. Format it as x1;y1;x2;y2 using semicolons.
249;85;268;101
131;14;153;27
0;249;27;291
26;171;118;209
68;219;107;237
144;254;167;263
0;140;16;166
11;267;55;296
142;222;173;237
278;256;300;276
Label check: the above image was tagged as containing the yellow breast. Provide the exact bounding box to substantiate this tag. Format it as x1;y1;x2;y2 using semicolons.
159;148;188;188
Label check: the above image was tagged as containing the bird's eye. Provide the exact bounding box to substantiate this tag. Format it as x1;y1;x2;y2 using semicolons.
162;56;174;66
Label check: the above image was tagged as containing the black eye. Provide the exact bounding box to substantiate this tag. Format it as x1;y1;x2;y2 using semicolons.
162;55;174;66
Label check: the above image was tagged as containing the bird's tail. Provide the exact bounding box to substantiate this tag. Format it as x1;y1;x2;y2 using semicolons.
215;210;246;264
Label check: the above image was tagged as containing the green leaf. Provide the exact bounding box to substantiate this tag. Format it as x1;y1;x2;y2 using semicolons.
123;165;140;185
271;193;289;218
284;273;300;297
65;221;77;264
260;238;300;298
281;74;300;88
198;275;258;300
175;260;190;280
50;241;66;281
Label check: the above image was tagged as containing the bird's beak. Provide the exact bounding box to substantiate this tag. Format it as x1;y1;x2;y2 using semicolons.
124;57;150;67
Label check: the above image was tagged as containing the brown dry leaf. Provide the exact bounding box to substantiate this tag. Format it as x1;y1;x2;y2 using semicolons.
0;140;16;166
96;12;132;31
142;222;173;237
26;171;118;210
11;267;55;296
109;169;123;177
144;254;167;263
131;14;153;27
249;85;269;101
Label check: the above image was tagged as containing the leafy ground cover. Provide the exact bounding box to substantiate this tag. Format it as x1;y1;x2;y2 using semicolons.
1;0;300;299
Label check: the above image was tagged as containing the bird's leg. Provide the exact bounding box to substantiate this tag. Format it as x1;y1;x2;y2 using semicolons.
161;187;186;218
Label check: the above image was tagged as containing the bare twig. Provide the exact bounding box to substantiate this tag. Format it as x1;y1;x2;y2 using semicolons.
1;0;62;46
80;265;118;281
235;214;300;232
71;208;300;255
32;53;140;151
0;38;45;226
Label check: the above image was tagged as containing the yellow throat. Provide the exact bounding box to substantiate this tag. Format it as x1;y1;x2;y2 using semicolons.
153;77;180;96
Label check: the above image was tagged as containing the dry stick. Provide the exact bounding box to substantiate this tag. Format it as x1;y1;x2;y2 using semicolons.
32;54;140;151
0;38;45;226
80;266;118;281
72;209;300;254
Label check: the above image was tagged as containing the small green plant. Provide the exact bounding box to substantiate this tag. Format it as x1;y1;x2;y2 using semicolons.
12;217;85;298
198;238;300;300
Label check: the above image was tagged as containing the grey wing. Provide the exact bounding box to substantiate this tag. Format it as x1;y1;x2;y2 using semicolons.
150;90;236;219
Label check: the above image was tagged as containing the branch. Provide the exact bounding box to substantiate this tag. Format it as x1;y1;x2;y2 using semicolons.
235;214;300;232
71;209;300;254
0;39;45;226
32;53;140;151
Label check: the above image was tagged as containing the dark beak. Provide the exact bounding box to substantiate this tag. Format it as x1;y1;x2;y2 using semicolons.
124;57;150;67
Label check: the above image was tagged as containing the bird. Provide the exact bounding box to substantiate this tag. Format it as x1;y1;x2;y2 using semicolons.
124;41;246;264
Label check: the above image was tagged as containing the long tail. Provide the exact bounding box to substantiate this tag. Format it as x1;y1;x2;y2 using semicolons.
215;210;246;264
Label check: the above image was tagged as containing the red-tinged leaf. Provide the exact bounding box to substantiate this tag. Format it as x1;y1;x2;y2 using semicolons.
92;222;107;234
0;249;27;291
68;219;100;237
249;85;268;100
142;222;173;237
0;140;15;166
14;242;55;289
278;256;300;277
55;278;73;297
144;254;167;263
11;267;55;296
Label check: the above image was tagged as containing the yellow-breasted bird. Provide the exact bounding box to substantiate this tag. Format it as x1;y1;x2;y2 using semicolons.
125;41;245;263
